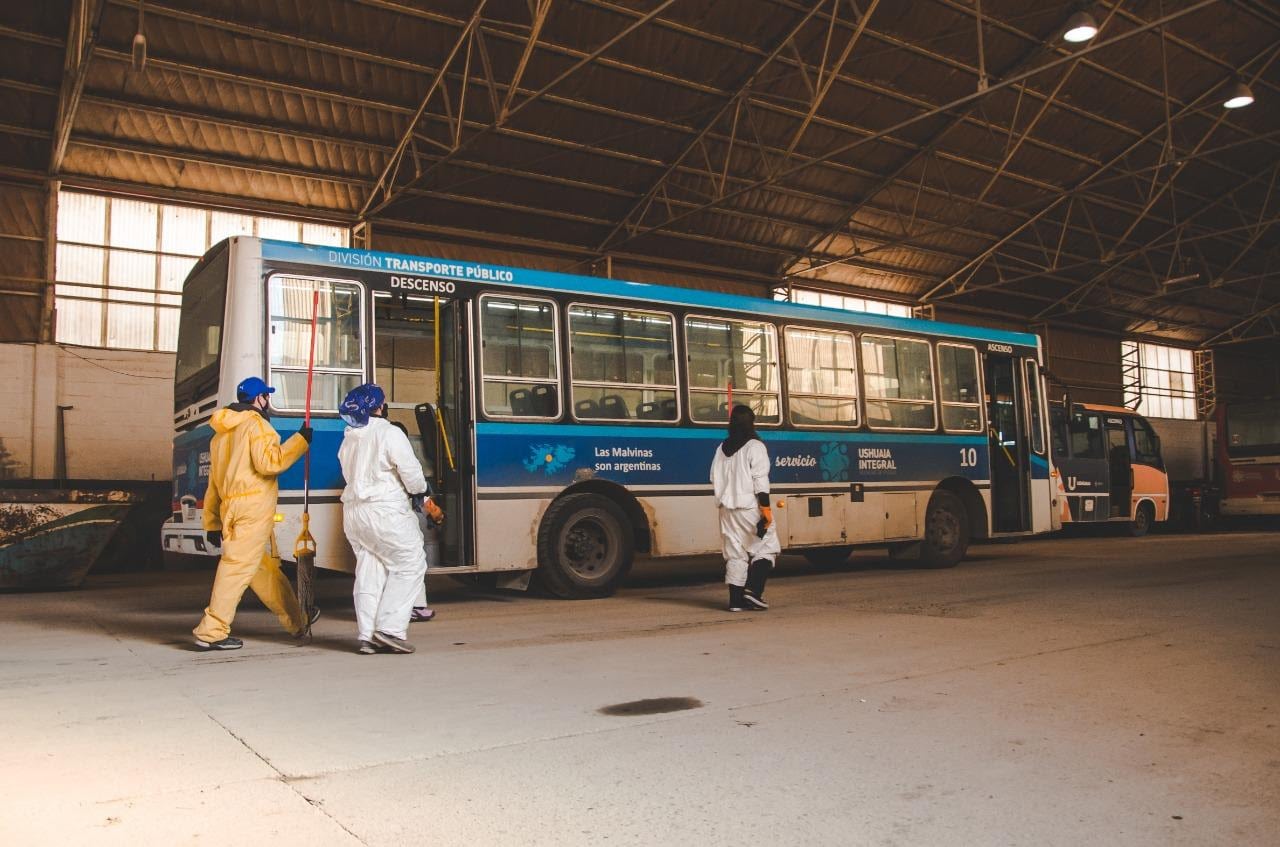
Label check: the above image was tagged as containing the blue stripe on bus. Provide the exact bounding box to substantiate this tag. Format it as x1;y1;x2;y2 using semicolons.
475;422;990;488
260;240;1039;348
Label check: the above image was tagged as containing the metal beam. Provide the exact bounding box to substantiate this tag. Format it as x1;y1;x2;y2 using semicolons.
50;0;106;173
596;0;1224;256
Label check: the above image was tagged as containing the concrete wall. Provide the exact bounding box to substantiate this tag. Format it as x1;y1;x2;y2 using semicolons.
0;343;174;481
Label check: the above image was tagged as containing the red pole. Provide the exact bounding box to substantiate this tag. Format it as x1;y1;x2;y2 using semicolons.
304;290;318;427
726;379;733;419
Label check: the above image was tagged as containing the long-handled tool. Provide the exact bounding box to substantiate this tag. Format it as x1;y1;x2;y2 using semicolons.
294;288;319;638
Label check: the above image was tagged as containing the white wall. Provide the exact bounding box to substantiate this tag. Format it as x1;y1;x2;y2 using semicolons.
0;343;174;481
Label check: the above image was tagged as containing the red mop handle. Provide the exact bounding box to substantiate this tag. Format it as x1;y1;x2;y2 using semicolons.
304;290;318;427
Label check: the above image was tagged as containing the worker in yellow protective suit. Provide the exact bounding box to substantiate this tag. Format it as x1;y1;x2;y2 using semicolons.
192;376;314;650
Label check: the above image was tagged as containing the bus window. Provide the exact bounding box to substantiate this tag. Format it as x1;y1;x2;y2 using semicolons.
480;295;560;419
1050;406;1069;459
1070;412;1105;458
937;343;982;432
1024;360;1045;454
1225;402;1280;458
374;293;439;440
174;245;229;411
784;326;857;427
1131;416;1162;468
569;305;676;421
267;275;363;412
860;335;936;430
685;316;780;423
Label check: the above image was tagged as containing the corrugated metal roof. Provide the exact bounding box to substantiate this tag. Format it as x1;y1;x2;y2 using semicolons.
1;0;1277;349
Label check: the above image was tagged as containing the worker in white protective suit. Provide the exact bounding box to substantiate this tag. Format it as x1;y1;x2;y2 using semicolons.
338;383;438;654
710;405;780;612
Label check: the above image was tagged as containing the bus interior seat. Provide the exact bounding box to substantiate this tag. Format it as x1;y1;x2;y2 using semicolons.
574;398;599;418
636;401;660;419
599;394;630;419
532;384;557;416
508;389;532;415
660;398;677;419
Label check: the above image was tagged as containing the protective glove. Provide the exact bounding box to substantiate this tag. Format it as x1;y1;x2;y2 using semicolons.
297;425;313;444
756;505;773;539
409;491;425;512
423;495;445;525
206;530;222;548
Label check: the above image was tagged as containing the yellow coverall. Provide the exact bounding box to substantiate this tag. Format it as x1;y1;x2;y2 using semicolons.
193;406;309;643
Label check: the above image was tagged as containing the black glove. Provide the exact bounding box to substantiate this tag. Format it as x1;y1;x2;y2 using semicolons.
206;530;222;548
409;492;426;512
298;425;313;444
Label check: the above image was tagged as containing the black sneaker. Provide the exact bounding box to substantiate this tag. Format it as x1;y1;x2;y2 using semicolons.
194;636;243;651
742;589;768;611
727;585;747;612
308;607;321;626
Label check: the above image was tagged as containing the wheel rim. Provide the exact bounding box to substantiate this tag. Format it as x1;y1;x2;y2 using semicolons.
559;510;621;581
1135;507;1150;532
926;505;960;552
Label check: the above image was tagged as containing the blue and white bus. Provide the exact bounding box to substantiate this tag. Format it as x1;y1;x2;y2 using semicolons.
164;237;1057;598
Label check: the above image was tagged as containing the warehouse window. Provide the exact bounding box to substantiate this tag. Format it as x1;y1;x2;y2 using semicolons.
54;190;348;352
781;287;913;318
1121;341;1195;420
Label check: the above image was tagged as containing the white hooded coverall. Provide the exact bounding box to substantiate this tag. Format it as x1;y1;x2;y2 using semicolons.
338;417;429;641
711;438;781;586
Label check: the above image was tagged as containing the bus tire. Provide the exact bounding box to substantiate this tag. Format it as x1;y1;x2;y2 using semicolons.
802;546;853;567
1128;501;1154;537
919;490;969;568
536;493;634;599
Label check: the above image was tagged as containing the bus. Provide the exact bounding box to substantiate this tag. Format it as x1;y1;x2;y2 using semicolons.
164;237;1058;598
1214;399;1280;517
1049;402;1170;536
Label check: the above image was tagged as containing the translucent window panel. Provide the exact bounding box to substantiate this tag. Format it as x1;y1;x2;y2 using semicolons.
790;396;857;426
109;198;159;251
58;192;106;244
160;255;198;293
107;248;157;302
480;297;558;381
268;277;363;370
795;289;820;306
374;296;438;406
571;385;677;421
865;399;935;429
210;211;254;243
257;217;301;241
785;327;856;427
937;344;981;432
568;305;675;387
56;244;105;285
684;317;778;393
55;299;103;347
942;405;982;432
302;222;348;246
161;205;207;255
157;305;180;352
107;303;155;350
689;391;779;424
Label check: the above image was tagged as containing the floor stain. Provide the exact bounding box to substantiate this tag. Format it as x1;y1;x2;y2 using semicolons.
598;696;703;716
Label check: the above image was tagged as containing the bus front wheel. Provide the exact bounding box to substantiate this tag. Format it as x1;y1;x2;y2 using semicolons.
536;493;634;599
919;490;969;568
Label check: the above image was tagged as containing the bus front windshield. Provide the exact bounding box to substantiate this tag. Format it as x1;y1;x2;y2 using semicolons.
1225;401;1280;458
174;245;230;411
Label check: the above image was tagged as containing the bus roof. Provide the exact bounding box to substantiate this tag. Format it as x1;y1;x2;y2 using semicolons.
258;238;1040;348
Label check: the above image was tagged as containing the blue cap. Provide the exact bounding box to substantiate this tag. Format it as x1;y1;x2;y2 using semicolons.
236;376;275;402
339;384;386;427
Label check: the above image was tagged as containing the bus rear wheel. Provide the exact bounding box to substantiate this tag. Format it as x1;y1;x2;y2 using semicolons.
536;493;634;599
1128;501;1154;537
919;490;969;568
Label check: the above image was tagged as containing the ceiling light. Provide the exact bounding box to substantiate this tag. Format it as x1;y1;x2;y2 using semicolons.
1063;11;1099;42
1223;81;1254;109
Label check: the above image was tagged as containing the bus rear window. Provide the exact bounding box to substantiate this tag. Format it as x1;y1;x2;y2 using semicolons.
1225;401;1280;457
174;245;229;411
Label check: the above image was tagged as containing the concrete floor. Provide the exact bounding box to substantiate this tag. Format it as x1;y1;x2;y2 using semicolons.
2;529;1277;846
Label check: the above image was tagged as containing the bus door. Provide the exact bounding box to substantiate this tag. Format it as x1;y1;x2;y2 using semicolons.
985;353;1030;532
1105;416;1133;518
1053;406;1108;522
373;294;472;567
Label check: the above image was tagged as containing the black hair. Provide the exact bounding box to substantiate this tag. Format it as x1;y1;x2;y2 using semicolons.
721;404;759;456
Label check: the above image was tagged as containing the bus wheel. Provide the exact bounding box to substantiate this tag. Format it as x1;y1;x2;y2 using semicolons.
1128;502;1154;537
919;490;969;568
536;493;634;599
802;546;853;567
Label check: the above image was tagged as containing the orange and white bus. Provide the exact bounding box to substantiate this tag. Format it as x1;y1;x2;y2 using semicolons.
1049;403;1170;536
